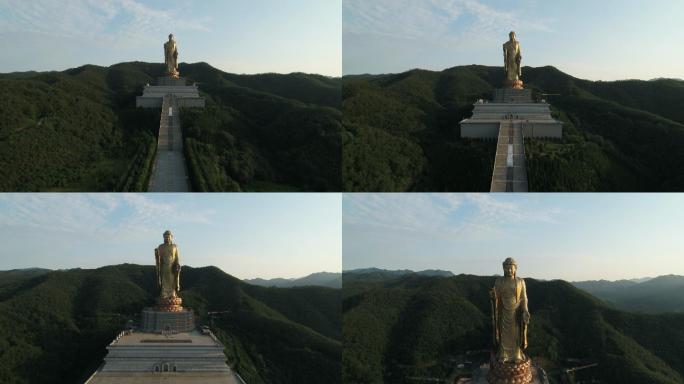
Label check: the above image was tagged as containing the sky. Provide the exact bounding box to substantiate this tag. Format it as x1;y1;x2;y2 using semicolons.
0;193;341;280
343;0;684;81
343;194;684;281
0;0;341;76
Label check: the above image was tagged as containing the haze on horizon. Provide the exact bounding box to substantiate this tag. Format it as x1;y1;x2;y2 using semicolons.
0;0;341;76
0;193;342;280
343;0;684;81
343;194;684;281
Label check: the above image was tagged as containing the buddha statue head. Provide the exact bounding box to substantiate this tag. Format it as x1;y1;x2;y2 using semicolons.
163;230;173;244
502;257;517;277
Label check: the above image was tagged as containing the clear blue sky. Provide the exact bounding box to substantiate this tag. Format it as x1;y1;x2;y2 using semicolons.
0;193;341;280
0;0;341;76
343;194;684;281
343;0;684;80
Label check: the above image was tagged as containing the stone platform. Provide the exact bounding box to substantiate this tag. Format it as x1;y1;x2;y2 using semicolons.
85;372;243;384
141;308;195;333
85;328;245;384
460;88;562;139
494;88;532;103
136;77;205;108
157;77;188;86
460;102;562;139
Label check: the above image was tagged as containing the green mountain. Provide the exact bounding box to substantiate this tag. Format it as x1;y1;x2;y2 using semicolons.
573;275;684;313
342;65;684;191
343;268;454;284
343;272;684;384
0;264;341;384
0;61;341;192
244;272;342;288
0;268;50;283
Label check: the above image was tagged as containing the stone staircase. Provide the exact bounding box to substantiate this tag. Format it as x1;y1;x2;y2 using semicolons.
490;119;528;192
147;94;190;192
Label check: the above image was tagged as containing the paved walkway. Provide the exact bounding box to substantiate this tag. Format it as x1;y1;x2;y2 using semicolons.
148;95;190;192
490;119;528;192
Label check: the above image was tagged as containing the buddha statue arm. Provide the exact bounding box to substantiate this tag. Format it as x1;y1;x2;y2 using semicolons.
520;278;529;321
173;245;181;292
490;286;500;346
171;42;178;68
520;278;530;350
154;248;161;287
503;45;508;73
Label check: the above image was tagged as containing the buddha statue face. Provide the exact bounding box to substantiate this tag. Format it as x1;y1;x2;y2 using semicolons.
163;231;173;244
503;258;517;277
168;34;174;41
509;31;516;41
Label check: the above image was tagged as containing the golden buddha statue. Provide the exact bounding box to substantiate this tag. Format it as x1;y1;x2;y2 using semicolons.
491;257;530;361
164;34;180;78
154;230;182;311
488;258;533;384
503;31;523;89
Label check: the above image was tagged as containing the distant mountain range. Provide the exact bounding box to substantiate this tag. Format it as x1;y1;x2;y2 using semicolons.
573;275;684;313
650;78;684;82
0;61;341;192
343;267;453;283
343;271;684;384
0;267;51;280
0;264;340;384
244;272;341;288
343;65;684;191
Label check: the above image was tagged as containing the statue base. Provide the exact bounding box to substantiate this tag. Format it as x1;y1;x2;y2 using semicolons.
156;76;188;86
487;358;533;384
155;296;184;312
469;360;547;384
492;88;533;104
504;79;524;89
167;70;180;79
141;307;195;333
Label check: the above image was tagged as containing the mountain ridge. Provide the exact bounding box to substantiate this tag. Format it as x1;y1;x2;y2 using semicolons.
0;263;341;384
343;268;455;284
0;61;341;192
244;271;342;288
342;64;684;192
343;272;684;384
573;275;684;313
0;60;339;78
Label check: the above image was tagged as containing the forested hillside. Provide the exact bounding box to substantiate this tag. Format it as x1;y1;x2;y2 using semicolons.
244;272;342;289
343;272;684;384
342;66;684;191
573;275;684;313
0;264;341;384
0;62;341;191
